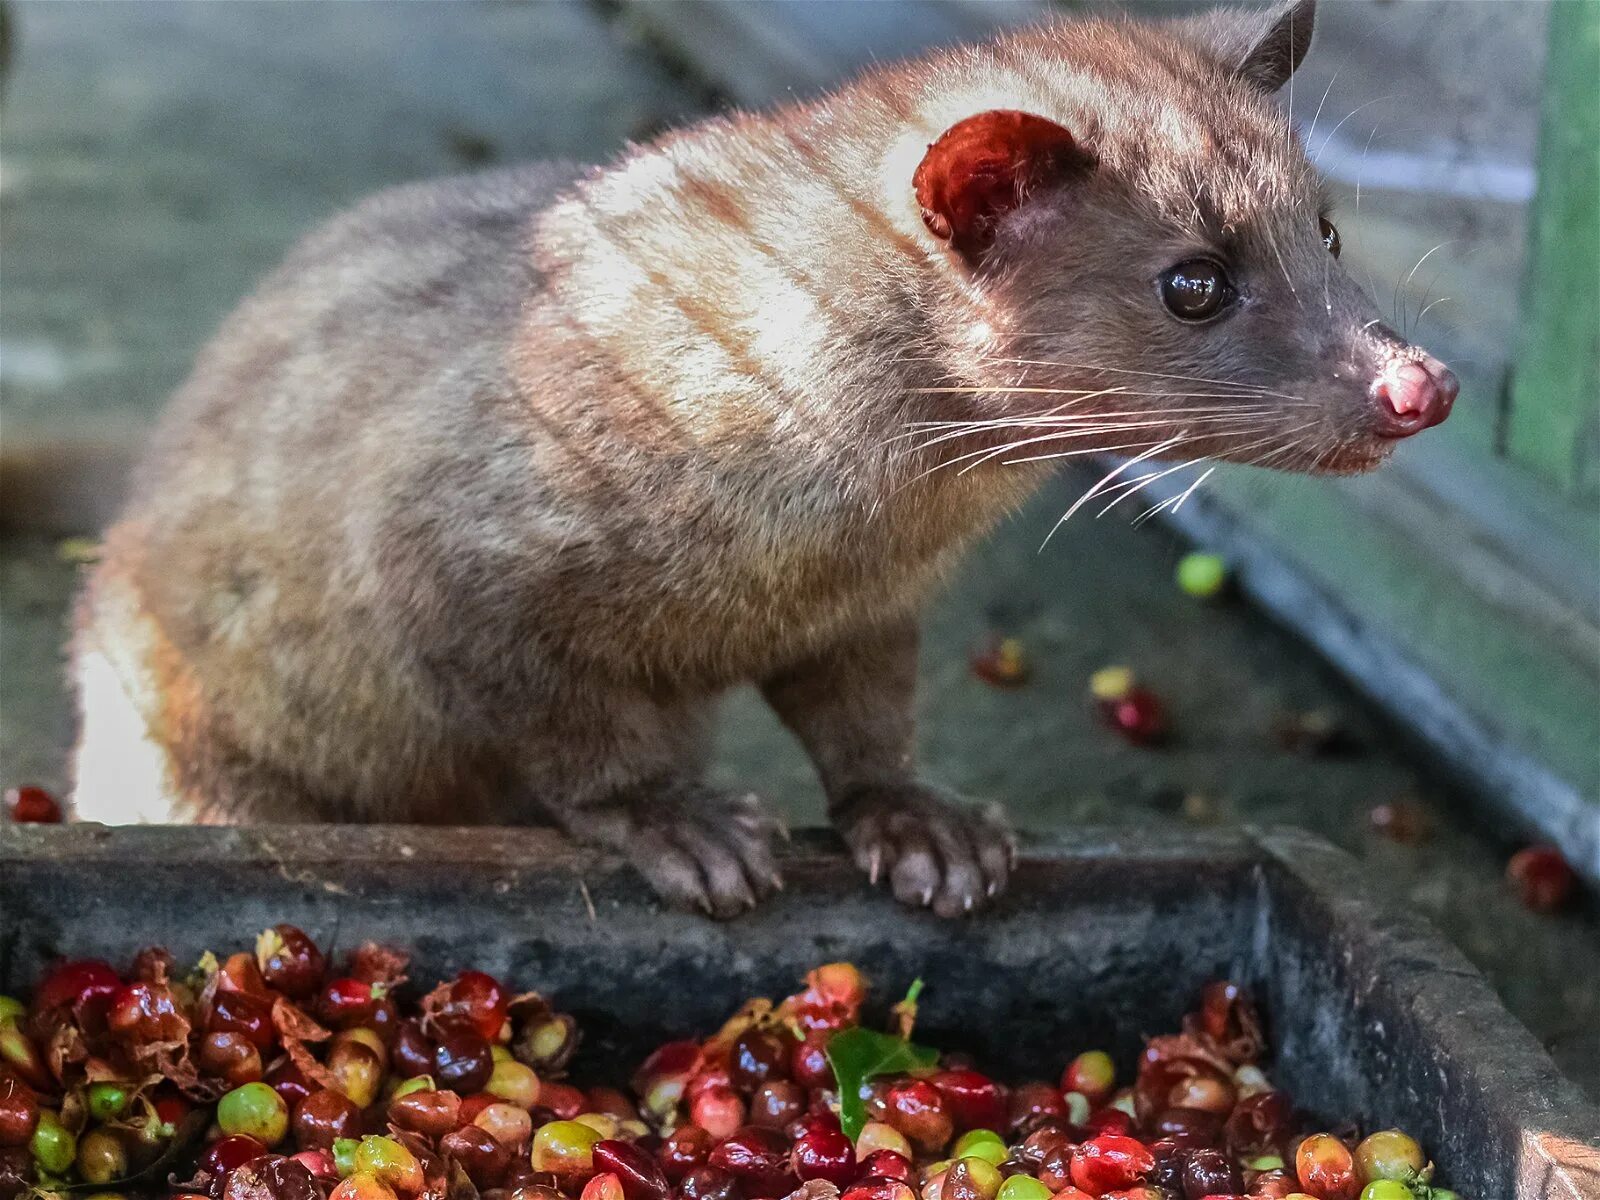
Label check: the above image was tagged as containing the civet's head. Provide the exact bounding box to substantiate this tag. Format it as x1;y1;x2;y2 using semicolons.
908;0;1455;475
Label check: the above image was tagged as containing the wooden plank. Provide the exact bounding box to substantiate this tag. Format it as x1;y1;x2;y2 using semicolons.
1147;474;1600;889
1508;0;1600;497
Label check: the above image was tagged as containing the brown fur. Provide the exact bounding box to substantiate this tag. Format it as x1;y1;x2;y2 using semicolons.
72;1;1453;916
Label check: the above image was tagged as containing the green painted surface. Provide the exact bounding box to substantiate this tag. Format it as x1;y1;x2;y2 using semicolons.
1205;462;1600;803
1509;0;1600;496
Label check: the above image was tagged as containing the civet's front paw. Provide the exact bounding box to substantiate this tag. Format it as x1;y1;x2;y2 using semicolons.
589;785;785;919
832;782;1014;917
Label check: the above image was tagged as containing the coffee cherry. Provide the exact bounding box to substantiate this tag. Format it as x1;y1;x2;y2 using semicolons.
994;1177;1050;1200
387;1087;460;1139
730;1031;791;1092
1294;1134;1358;1200
585;1087;640;1122
75;1128;130;1186
1176;553;1227;599
32;959;120;1014
854;1122;912;1162
391;1022;436;1079
790;1127;856;1187
594;1139;673;1200
678;1166;741;1200
1181;1148;1240;1199
532;1120;603;1181
1006;1082;1066;1132
330;1171;399;1200
929;1070;1006;1134
691;1085;746;1139
29;1109;76;1176
883;1080;953;1153
1098;687;1167;746
707;1126;797;1198
200;1031;265;1086
319;979;379;1030
1506;845;1576;913
485;1059;541;1109
790;1038;834;1089
1368;802;1430;846
857;1150;914;1184
201;1134;268;1176
4;786;61;824
540;1081;587;1120
970;636;1031;688
949;1131;1005;1167
294;1089;363;1150
0;1078;39;1148
473;1102;532;1150
217;1083;289;1147
432;972;509;1041
1167;1071;1235;1116
208;991;276;1052
291;1148;339;1180
660;1127;715;1181
441;1126;511;1189
256;926;326;1000
1069;1135;1154;1195
264;1060;315;1111
944;1157;1002;1200
1057;1051;1112;1107
434;1032;494;1094
328;1038;385;1109
1358;1184;1413;1200
353;1135;424;1194
844;1177;917;1200
1352;1130;1425;1184
749;1081;806;1131
217;952;270;998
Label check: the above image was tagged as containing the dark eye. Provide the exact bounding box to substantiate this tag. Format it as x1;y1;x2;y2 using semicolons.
1320;217;1341;258
1159;259;1234;322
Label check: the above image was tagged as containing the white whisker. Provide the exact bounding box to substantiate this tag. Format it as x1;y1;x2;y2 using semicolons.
1040;435;1188;550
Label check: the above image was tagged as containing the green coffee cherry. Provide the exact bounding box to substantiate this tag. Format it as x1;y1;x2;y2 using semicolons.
995;1176;1052;1200
31;1109;77;1176
951;1129;1007;1166
216;1082;289;1146
390;1075;434;1101
1176;552;1228;598
531;1120;602;1175
76;1128;130;1185
87;1082;132;1123
354;1135;424;1193
333;1137;360;1178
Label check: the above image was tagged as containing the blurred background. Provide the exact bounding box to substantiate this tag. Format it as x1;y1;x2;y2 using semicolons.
1;0;1596;1092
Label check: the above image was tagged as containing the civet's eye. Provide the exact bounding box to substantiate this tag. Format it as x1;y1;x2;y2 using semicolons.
1159;260;1235;322
1320;216;1341;258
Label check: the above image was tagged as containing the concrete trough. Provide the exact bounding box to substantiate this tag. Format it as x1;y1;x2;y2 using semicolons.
1;824;1595;1198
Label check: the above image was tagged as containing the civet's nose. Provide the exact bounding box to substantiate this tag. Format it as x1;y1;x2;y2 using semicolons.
1371;354;1459;438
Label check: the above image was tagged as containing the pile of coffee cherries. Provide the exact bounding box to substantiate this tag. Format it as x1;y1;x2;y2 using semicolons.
0;938;1458;1200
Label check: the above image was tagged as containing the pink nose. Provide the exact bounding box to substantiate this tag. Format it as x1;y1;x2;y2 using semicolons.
1371;356;1459;437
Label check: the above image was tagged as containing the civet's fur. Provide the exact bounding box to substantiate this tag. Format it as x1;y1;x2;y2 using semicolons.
73;1;1446;916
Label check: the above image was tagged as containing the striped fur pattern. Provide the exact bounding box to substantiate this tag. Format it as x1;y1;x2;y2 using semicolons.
71;1;1448;916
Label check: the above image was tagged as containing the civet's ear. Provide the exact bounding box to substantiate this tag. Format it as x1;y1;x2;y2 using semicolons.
1178;0;1316;93
913;109;1092;260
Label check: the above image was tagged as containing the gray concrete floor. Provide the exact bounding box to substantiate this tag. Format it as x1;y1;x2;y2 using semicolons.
1;0;1596;1099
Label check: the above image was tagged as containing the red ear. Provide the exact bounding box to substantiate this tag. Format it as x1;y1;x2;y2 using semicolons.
913;110;1089;259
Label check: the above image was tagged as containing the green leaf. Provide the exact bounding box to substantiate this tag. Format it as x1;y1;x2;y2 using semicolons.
826;1025;939;1141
